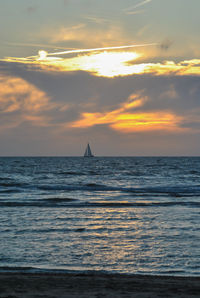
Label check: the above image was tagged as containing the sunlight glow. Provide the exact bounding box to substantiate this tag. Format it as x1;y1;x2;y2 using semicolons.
110;112;181;132
72;51;141;77
3;48;200;78
70;93;183;133
70;110;182;133
38;50;48;60
33;51;142;77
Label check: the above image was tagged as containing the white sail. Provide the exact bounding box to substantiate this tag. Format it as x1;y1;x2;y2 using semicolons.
84;143;94;157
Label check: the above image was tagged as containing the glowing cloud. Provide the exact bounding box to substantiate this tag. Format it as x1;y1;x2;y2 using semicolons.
64;51;142;77
2;44;200;78
0;75;55;130
110;112;182;133
0;75;50;113
70;92;183;133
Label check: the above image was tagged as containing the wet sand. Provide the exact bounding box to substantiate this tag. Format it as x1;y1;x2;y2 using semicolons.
0;272;199;297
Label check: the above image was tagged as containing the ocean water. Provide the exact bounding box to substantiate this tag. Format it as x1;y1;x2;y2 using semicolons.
0;157;200;276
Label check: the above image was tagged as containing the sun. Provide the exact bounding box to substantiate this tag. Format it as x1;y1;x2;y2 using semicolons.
38;50;48;60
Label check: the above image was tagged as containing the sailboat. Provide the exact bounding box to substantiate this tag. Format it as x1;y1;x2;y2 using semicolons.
84;143;94;157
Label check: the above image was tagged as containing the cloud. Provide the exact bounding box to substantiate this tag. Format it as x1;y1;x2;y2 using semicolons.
0;74;56;131
124;9;145;15
45;24;131;48
3;41;76;51
3;45;200;78
41;43;156;57
159;39;173;51
124;0;152;15
0;75;50;113
84;16;110;24
44;23;86;44
131;0;152;9
69;92;184;133
159;84;178;100
0;59;200;155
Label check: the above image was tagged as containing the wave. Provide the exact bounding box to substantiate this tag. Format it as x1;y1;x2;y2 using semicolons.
0;182;25;187
0;177;13;181
44;197;78;202
2;181;200;197
0;266;199;277
14;227;87;234
0;266;38;273
56;170;100;176
0;200;199;208
38;183;118;192
37;183;200;196
0;189;21;193
57;171;86;176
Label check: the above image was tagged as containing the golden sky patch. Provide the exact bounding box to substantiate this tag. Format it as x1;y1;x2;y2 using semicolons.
70;93;183;133
110;112;182;133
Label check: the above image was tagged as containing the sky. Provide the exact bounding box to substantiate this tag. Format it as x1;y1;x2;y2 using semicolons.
0;0;200;156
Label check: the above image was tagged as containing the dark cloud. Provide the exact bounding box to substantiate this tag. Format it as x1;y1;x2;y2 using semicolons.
1;60;200;114
1;60;200;155
159;38;173;51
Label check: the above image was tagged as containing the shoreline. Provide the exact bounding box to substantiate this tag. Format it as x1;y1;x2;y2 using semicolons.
0;266;199;277
0;271;200;297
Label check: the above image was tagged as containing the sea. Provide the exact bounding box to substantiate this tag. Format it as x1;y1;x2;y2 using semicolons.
0;157;199;276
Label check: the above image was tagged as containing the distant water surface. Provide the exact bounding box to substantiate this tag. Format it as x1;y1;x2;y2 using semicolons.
0;157;200;275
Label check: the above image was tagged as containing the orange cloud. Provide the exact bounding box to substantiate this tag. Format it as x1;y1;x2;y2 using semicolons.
0;75;55;129
0;75;51;113
110;112;182;133
70;92;183;133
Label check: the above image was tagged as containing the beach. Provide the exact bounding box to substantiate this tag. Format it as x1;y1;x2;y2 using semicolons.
0;272;200;297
